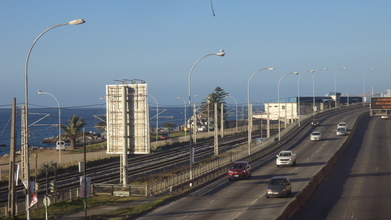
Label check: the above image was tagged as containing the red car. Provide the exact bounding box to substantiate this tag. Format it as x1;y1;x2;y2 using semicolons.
227;161;252;181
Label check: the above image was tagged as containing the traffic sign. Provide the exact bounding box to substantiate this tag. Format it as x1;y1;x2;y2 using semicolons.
43;196;51;207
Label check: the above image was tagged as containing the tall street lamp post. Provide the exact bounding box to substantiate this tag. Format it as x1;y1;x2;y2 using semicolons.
297;70;315;127
312;68;327;116
334;67;347;108
278;72;299;141
188;50;225;183
362;68;375;105
23;19;85;219
37;90;62;163
177;97;187;138
247;67;275;155
225;95;238;133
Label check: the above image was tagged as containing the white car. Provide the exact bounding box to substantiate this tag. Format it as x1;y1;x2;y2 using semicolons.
276;150;296;167
336;127;347;136
310;131;322;141
337;122;348;130
381;115;389;119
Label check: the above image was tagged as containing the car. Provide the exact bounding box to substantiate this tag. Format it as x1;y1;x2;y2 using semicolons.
311;119;320;126
337;122;348;130
276;150;296;167
266;176;292;198
381;115;389;119
55;141;66;151
227;161;251;181
159;133;170;140
310;131;322;141
336;127;347;136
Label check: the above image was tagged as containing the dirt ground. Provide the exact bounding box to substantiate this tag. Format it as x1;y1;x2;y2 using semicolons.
0;148;116;181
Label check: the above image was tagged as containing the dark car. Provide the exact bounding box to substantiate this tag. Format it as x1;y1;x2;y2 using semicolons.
227;161;252;181
266;176;292;198
159;133;170;140
311;119;320;126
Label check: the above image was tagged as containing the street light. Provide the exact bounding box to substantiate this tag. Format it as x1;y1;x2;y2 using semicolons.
312;68;327;115
334;67;347;108
148;95;159;145
23;19;85;218
297;70;315;127
176;97;187;138
188;49;225;183
247;67;275;155
363;68;375;105
278;72;299;141
225;95;238;133
37;90;63;163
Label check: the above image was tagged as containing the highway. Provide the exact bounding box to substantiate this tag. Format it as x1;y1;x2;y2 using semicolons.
292;114;391;219
135;107;368;220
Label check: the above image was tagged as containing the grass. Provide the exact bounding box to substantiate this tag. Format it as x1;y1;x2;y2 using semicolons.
90;195;173;220
3;195;145;220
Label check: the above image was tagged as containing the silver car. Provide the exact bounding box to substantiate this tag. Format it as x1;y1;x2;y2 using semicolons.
266;176;292;198
336;127;347;136
310;131;322;141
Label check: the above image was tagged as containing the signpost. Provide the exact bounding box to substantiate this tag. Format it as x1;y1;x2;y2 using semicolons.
370;97;391;117
43;196;50;220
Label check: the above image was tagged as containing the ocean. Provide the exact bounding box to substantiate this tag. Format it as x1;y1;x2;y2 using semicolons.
0;104;252;156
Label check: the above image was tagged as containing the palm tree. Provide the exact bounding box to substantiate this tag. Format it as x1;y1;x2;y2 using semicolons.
61;115;86;149
199;87;228;129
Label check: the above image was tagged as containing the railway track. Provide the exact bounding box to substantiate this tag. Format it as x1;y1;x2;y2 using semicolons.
0;132;253;204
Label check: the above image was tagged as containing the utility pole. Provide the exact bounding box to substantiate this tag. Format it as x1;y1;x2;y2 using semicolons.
7;98;16;217
220;103;224;138
214;103;218;155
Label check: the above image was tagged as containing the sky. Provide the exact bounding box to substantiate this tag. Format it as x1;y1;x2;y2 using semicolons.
1;1;390;109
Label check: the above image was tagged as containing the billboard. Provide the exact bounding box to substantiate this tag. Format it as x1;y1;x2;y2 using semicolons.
371;97;391;109
106;83;150;154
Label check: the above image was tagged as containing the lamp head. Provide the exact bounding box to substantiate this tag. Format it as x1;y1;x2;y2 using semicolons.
310;70;315;73
68;19;85;25
292;72;299;75
38;90;43;94
371;67;375;71
216;49;225;56
268;68;275;71
323;68;328;71
342;67;347;70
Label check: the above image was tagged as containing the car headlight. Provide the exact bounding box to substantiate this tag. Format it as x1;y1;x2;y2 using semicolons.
228;171;233;173
242;170;246;172
267;189;272;194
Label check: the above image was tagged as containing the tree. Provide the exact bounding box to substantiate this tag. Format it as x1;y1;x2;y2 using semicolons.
199;87;228;130
162;122;177;133
61;115;86;149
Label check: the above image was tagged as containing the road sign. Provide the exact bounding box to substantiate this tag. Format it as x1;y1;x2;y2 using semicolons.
43;196;50;207
371;97;391;109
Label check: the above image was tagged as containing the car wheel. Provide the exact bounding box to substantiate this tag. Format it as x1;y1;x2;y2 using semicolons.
277;165;280;167
266;195;269;198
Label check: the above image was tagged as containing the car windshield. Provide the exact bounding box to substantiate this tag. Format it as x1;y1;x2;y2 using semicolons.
280;152;291;156
232;164;245;169
312;132;320;135
270;179;286;185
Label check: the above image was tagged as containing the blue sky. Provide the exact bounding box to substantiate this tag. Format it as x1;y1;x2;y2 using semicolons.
1;1;390;108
